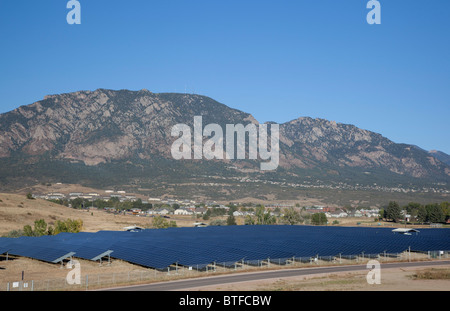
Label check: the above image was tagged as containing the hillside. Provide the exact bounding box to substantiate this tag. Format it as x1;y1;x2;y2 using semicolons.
0;89;448;203
429;150;450;166
0;193;153;236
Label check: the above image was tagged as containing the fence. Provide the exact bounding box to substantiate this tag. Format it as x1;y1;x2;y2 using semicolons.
2;250;449;291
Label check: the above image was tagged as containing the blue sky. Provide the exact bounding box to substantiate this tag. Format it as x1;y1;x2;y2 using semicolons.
1;0;449;153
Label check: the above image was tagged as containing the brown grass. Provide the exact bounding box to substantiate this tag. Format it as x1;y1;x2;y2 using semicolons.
0;193;199;236
412;268;450;280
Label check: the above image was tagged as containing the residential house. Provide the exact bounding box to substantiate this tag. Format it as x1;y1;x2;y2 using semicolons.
194;207;207;215
233;211;244;217
326;210;348;218
174;208;193;216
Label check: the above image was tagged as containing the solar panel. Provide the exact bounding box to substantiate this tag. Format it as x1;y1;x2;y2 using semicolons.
0;226;448;269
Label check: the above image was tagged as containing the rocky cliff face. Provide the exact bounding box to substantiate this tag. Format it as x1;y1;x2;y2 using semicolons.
0;89;256;165
279;117;449;179
0;88;448;188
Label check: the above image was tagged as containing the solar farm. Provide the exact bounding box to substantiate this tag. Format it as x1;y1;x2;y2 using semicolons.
1;225;449;272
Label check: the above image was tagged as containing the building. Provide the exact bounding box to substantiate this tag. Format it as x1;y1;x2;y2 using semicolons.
193;222;208;227
326;211;348;218
194;207;207;215
349;210;363;218
123;225;145;232
147;208;170;215
174;208;193;215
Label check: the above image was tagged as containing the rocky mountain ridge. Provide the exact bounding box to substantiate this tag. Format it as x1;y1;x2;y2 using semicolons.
0;89;448;192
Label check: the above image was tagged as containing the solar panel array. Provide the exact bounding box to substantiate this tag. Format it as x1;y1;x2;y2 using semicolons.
0;225;449;270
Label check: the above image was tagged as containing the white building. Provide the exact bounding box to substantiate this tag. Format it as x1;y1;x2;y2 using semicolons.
147;208;170;215
326;211;348;218
174;208;193;215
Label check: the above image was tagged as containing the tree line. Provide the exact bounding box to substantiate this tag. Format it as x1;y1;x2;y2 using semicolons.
381;201;449;223
3;218;83;238
201;205;326;226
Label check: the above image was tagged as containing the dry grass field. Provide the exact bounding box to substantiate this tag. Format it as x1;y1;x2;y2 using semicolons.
0;192;202;236
0;190;397;237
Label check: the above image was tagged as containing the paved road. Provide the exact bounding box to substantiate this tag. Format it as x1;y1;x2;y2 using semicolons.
103;260;450;291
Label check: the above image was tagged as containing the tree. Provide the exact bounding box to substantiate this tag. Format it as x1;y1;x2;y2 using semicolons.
152;215;167;228
23;224;34;237
404;202;421;214
255;206;276;225
417;206;428;223
244;215;255;225
379;208;386;220
442;202;450;222
54;219;83;234
210;219;227;226
311;213;327;225
227;205;238;215
202;209;211;220
226;215;237;226
33;219;49;236
26;192;34;200
3;229;25;238
386;201;402;222
151;216;177;229
70;198;84;209
23;219;50;236
426;204;445;223
282;207;302;225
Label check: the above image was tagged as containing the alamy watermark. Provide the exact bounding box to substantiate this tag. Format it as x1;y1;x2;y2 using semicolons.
170;116;279;171
66;259;81;285
67;0;81;25
367;0;381;25
366;260;381;285
64;1;379;26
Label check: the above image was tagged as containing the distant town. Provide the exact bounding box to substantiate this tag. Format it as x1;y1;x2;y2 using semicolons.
31;188;382;220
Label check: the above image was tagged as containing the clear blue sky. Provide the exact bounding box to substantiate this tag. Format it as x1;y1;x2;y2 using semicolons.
1;0;449;153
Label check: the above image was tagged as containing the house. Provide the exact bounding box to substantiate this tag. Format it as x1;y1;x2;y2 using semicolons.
174;208;193;215
305;207;324;214
47;193;66;200
360;209;380;217
155;208;170;215
146;208;170;215
194;207;207;215
233;211;244;217
148;197;161;202
349;210;363;217
327;211;348;218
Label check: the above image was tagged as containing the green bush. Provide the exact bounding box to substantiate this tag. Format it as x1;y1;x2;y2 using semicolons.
311;213;328;225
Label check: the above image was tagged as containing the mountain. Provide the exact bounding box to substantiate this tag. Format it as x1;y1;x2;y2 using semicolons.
0;89;448;199
279;118;450;182
428;150;450;166
411;145;450;167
